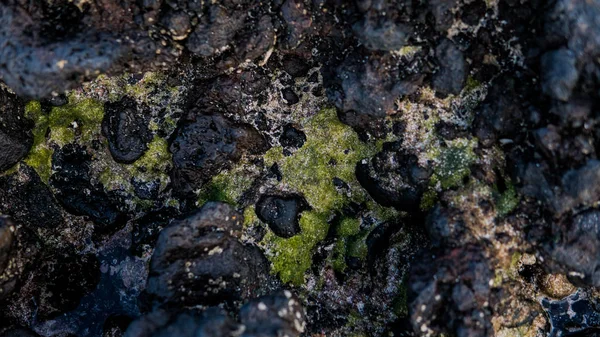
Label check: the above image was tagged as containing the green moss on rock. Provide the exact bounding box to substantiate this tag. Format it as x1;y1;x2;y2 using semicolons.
431;138;477;189
48;96;104;146
24;101;53;182
496;180;520;217
262;108;379;285
266;211;329;285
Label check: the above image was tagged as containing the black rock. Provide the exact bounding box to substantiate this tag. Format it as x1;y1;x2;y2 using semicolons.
239;291;306;337
0;328;40;337
0;88;34;172
186;5;245;57
429;0;460;32
543;210;600;287
125;291;305;337
473;76;527;148
329;54;423;137
0;165;64;229
255;195;309;238
409;246;494;337
102;97;152;164
124;308;240;337
279;124;306;154
541;48;579;102
131;207;178;257
282;87;300;105
356;143;431;213
30;251;101;320
49;144;128;232
541;289;600;337
0;217;12;273
103;315;134;337
146;202;269;306
170;113;267;197
353;18;411;51
40;93;68;107
0;216;17;299
282;55;310;78
432;39;466;96
132;178;161;200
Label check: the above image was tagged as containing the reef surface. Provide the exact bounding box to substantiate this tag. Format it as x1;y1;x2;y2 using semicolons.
1;0;600;336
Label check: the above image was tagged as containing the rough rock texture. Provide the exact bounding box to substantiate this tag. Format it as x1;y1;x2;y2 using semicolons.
146;202;269;307
255;195;308;238
170;113;267;197
0;88;33;171
0;0;599;336
102;97;152;164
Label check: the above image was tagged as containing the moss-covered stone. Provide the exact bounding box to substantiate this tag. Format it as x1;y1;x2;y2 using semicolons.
266;211;329;285
261;107;380;285
48;96;104;147
129;136;172;191
24;101;52;182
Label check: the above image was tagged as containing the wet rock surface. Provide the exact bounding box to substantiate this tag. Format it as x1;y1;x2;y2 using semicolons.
0;88;33;172
0;0;599;336
146;202;269;307
102;97;152;164
255;195;308;238
170;113;267;197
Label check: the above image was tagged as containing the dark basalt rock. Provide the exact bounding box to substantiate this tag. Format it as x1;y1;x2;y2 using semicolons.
543;210;600;287
282;87;300;105
170;113;267;197
330;54;424;137
432;39;466;96
239;291;306;337
0;216;17;299
0;218;12;273
409;246;494;337
541;290;600;337
473;76;531;148
103;315;133;337
541;48;579;102
0;328;40;337
49;144;128;232
146;202;269;307
131;207;179;258
0;88;33;172
255;195;309;238
102;97;152;164
356;142;431;213
0;165;64;229
0;216;39;302
282;55;310;78
125;309;239;337
125;291;305;337
280;124;306;155
29;251;101;320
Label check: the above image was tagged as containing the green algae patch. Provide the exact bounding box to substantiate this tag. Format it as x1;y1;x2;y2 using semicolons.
495;180;520;217
431;138;477;190
24;101;53;182
262;107;379;285
129;136;172;191
338;217;360;237
24;97;105;182
266;211;329;285
48;97;104;147
264;108;378;212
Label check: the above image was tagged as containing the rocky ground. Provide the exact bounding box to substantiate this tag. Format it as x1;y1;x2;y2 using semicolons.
0;0;600;336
